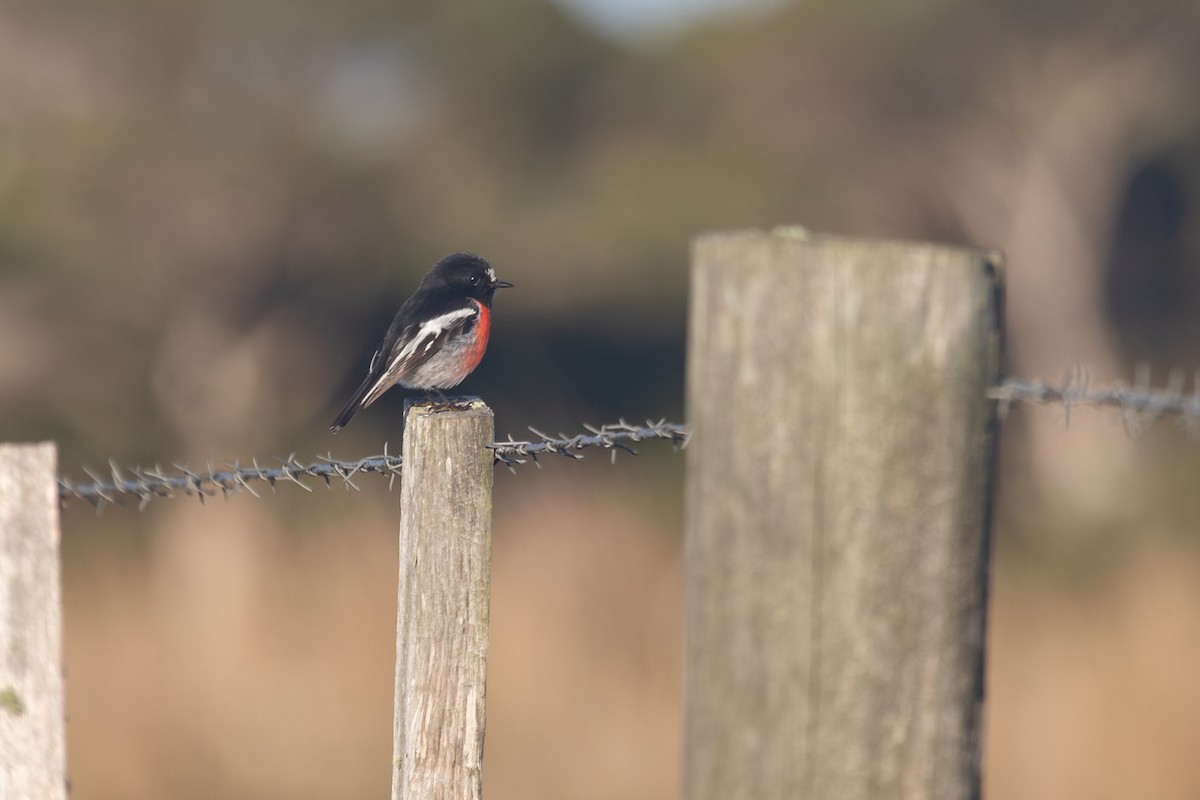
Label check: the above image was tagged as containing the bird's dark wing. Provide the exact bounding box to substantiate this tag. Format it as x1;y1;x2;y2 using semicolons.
329;304;478;433
361;305;479;405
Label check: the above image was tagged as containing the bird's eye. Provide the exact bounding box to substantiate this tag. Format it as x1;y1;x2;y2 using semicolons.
470;275;480;284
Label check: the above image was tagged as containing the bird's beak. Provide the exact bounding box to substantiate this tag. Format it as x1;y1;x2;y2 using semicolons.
494;279;514;289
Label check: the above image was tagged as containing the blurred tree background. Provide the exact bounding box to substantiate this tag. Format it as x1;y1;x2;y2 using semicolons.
6;0;1200;797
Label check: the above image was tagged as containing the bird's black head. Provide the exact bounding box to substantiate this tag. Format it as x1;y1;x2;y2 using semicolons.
426;252;513;306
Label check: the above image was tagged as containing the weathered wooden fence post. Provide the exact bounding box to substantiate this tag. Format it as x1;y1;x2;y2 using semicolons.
0;442;67;800
684;231;1003;800
392;400;494;800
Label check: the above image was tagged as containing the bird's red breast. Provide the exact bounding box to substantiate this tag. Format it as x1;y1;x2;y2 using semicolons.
464;300;491;374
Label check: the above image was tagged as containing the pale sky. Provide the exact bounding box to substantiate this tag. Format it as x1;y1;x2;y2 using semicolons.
553;0;782;40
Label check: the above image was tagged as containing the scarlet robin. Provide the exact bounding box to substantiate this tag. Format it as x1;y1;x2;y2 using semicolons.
330;252;512;433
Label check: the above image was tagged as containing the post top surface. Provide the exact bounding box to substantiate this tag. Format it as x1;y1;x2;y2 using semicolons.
403;397;493;421
692;227;1004;272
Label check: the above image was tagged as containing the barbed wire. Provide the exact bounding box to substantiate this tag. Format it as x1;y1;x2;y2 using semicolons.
489;418;688;470
57;419;690;510
57;450;406;511
54;370;1200;510
987;366;1200;434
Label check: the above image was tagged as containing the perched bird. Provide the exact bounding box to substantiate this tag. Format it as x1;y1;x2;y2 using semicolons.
330;252;512;433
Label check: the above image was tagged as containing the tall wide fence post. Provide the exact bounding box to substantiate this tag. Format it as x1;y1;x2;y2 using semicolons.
684;231;1003;800
0;442;67;800
392;400;494;800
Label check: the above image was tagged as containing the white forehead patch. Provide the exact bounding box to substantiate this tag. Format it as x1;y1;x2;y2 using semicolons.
486;266;496;282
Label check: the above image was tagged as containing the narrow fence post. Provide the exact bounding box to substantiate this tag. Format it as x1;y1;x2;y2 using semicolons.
393;400;494;800
684;231;1003;800
0;443;67;800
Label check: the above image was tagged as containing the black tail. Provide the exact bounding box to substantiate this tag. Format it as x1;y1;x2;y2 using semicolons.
329;375;375;433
